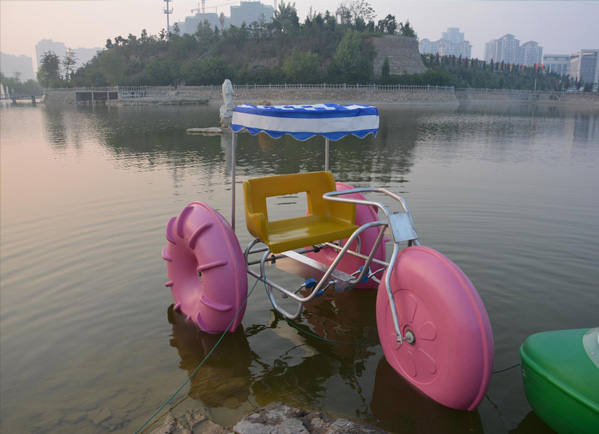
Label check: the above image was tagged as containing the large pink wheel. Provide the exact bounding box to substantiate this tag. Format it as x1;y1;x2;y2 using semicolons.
376;246;494;410
162;202;248;334
307;182;386;288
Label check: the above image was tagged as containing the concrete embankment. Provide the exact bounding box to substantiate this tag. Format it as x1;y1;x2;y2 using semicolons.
42;85;599;106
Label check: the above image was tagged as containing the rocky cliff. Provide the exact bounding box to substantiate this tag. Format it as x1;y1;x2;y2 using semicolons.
372;35;427;77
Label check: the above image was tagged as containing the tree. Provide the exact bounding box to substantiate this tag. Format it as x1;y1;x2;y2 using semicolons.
271;1;299;33
146;59;180;85
331;29;372;83
336;1;375;26
377;14;397;34
37;51;62;87
63;48;78;82
381;58;390;83
399;20;416;37
282;50;321;83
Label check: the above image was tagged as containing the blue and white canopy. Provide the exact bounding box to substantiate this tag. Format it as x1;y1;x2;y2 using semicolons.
231;103;379;141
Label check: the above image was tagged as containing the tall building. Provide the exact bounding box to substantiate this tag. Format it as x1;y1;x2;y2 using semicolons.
568;49;599;84
485;34;520;64
72;47;102;68
519;41;543;67
0;52;35;81
543;54;569;76
419;27;472;58
177;12;226;35
35;39;66;70
230;1;273;27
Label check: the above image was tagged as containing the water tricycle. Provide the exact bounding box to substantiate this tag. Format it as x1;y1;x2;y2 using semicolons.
163;103;494;411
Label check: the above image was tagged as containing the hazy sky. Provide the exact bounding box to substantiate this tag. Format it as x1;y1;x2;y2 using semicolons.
1;0;598;69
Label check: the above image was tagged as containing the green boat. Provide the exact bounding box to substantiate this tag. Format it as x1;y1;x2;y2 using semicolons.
520;328;599;434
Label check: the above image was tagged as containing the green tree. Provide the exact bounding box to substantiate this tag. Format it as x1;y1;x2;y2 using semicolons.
271;1;299;33
282;50;321;83
146;59;180;85
37;51;62;87
399;20;416;37
98;49;126;84
381;58;390;83
182;57;230;85
377;14;397;34
331;29;372;83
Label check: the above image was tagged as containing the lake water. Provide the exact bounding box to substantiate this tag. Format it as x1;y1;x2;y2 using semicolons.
1;102;598;434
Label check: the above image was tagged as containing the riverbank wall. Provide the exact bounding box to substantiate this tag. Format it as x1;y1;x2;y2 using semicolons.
42;85;599;106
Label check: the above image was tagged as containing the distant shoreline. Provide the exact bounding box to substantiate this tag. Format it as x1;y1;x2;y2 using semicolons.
41;85;599;107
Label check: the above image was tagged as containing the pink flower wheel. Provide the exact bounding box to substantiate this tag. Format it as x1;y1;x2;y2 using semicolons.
376;246;494;410
163;202;248;334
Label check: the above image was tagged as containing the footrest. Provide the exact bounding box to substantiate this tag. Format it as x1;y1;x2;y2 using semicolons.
281;250;355;292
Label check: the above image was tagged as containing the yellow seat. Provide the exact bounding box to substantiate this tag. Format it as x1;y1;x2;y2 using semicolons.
243;172;357;253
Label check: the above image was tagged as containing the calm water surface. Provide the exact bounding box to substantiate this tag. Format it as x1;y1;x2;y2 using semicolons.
1;102;598;433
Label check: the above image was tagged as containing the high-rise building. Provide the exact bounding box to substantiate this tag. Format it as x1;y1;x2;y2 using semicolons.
568;49;599;84
35;39;67;70
177;12;226;35
485;34;520;64
230;1;273;27
0;52;35;81
543;54;569;76
419;27;472;58
518;41;543;67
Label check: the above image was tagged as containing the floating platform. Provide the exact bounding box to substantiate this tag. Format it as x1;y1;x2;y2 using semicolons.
186;127;224;135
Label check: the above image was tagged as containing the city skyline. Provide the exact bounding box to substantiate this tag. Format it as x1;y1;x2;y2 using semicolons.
1;1;597;73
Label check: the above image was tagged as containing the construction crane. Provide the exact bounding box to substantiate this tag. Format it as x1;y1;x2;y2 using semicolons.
192;1;239;15
190;0;206;16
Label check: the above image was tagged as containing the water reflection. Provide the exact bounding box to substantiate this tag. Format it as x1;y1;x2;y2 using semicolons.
167;305;251;409
371;358;484;433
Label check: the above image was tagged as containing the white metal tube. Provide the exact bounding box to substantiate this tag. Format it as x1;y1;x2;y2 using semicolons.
325;138;330;171
231;132;237;231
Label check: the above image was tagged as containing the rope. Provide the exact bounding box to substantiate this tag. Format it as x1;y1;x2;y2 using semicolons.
492;363;521;374
264;283;522;375
133;278;259;434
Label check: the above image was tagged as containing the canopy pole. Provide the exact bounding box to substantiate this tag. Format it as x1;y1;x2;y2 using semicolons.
325;138;330;172
231;132;237;231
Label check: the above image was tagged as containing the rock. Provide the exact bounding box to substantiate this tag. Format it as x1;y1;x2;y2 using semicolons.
232;402;387;434
151;411;227;434
88;407;112;425
150;402;386;434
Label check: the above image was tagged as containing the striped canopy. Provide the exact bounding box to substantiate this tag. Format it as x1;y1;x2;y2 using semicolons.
231;103;379;141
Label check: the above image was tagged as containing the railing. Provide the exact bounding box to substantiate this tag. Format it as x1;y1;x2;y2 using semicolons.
230;83;456;92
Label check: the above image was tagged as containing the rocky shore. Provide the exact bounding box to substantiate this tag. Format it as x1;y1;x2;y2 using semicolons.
150;402;387;434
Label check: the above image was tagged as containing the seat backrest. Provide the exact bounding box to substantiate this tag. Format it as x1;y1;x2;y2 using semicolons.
243;172;355;238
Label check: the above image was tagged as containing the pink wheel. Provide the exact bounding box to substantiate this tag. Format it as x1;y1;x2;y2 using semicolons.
163;202;248;334
376;246;493;410
307;182;387;288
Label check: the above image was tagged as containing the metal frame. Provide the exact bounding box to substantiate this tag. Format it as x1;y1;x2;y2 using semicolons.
231;130;418;345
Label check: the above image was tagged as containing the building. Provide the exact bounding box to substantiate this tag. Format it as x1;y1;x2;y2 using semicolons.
485;34;520;64
177;12;226;35
568;49;599;84
0;52;35;81
543;54;570;76
230;1;273;27
419;27;472;58
73;47;102;68
518;41;543;67
35;39;66;70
